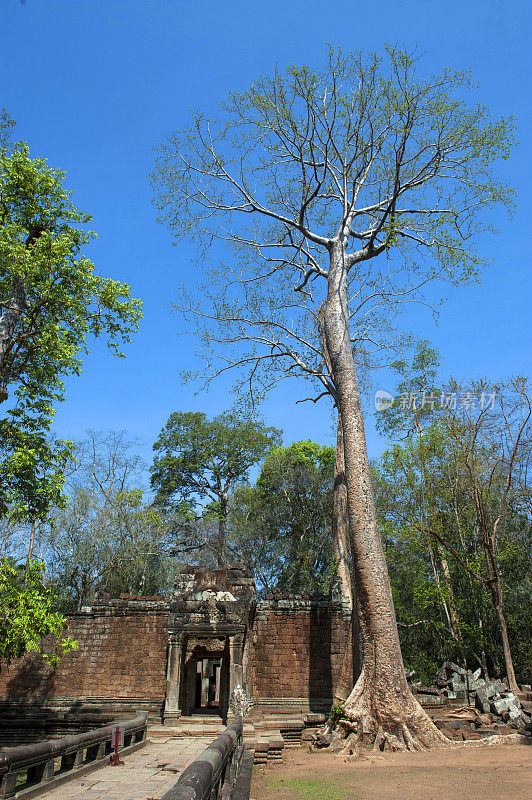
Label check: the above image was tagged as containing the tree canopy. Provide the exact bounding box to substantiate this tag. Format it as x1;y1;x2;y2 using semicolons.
0;557;77;669
45;431;176;610
153;46;514;402
375;362;532;687
0;114;141;671
0;126;142;521
151;411;282;565
230;440;336;593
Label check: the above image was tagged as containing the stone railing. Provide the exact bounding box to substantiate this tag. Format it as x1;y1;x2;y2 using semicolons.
0;711;147;799
162;715;246;800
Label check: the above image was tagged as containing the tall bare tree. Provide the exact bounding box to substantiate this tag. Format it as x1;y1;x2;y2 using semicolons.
152;47;514;750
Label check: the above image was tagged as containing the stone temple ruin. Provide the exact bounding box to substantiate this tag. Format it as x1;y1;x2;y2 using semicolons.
0;565;354;736
1;563;530;759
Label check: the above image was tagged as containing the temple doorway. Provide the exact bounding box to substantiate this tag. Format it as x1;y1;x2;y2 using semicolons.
194;657;222;712
180;643;230;718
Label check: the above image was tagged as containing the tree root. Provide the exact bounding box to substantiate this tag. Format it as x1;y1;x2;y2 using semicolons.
333;714;446;757
319;671;530;758
325;669;450;757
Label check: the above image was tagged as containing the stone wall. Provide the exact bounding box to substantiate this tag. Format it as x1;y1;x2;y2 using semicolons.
251;597;353;715
0;601;170;715
0;596;353;719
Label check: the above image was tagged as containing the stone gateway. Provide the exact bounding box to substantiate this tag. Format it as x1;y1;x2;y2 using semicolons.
0;566;354;722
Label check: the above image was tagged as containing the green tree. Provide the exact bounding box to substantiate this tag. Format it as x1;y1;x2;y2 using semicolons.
375;377;532;688
230;440;336;593
376;340;442;439
0;127;142;521
0;109;15;150
151;412;282;566
153;46;514;748
0;558;77;668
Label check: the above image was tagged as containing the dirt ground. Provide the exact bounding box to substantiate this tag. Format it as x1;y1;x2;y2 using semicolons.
250;741;531;800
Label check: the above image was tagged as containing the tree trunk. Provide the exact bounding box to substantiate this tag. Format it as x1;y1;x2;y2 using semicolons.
438;550;461;642
332;415;353;610
26;520;36;568
480;513;519;691
216;495;228;567
0;275;27;401
332;414;363;704
323;244;447;752
490;580;518;692
432;541;462;651
428;539;453;635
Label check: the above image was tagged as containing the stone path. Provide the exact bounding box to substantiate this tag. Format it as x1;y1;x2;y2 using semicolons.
41;736;213;800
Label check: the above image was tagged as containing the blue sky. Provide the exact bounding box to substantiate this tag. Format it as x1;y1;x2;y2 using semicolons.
1;0;530;474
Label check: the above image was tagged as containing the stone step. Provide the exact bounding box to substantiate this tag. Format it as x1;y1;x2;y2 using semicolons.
149;723;226;738
150;718;293;764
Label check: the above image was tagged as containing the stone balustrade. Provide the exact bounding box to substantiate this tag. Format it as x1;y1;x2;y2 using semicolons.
161;715;246;800
0;711;147;799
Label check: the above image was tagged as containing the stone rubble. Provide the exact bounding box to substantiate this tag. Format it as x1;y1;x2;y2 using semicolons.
407;662;532;739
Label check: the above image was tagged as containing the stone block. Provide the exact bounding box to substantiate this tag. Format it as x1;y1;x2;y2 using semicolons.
475;687;490;713
506;693;520;709
447;719;466;730
492;680;507;694
490;697;511;715
443;661;464;676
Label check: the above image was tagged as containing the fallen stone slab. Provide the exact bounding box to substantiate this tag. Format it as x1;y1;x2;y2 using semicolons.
484;682;498;699
491;698;511;715
492;679;508;694
475;687;491;714
413;686;443;696
435;722;456;739
460;729;485;740
305;713;327;725
446;719;467;730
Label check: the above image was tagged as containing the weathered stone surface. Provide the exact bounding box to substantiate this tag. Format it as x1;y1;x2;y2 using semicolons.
490;697;511;715
475;687;491;713
253;598;352;711
443;661;464;675
460;729;484;740
0;603;170;713
0;590;353;721
447;719;466;730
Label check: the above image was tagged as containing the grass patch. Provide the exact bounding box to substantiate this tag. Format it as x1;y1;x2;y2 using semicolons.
266;776;351;799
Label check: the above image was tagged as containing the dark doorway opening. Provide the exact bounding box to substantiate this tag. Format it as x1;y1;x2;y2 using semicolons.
194;657;222;712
